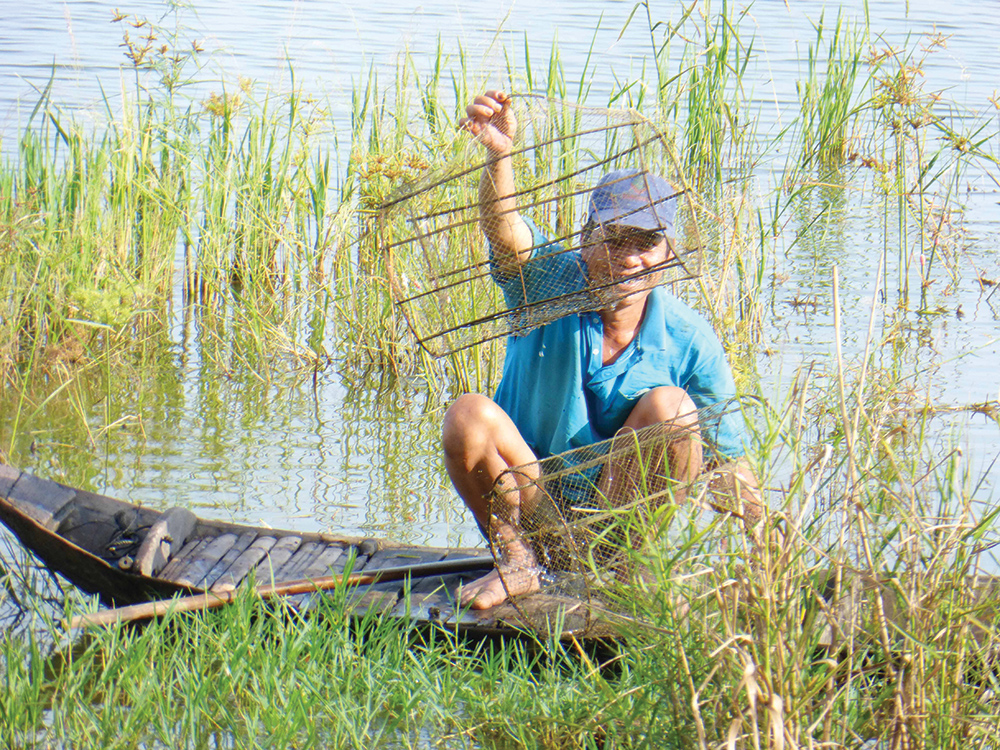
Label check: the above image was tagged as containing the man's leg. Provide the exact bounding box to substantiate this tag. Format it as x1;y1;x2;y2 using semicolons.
600;386;702;504
590;387;703;578
621;388;763;541
442;393;541;609
621;386;703;482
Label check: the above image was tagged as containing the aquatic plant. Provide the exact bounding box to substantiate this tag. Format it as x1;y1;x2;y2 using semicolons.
796;11;866;168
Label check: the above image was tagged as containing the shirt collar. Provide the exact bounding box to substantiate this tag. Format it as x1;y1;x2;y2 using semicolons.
585;291;662;385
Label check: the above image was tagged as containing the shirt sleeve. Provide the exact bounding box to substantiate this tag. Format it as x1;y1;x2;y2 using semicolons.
491;219;587;311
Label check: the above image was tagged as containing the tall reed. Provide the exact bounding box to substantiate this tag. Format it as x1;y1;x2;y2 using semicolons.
796;11;865;168
596;348;1000;747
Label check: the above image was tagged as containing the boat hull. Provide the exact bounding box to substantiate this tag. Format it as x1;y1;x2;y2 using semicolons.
0;465;614;640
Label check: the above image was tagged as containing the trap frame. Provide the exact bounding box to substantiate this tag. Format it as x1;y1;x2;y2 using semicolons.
380;95;713;356
485;397;763;635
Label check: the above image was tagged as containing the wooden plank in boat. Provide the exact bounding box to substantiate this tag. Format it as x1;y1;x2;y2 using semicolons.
252;536;302;587
158;539;202;580
390;579;463;621
435;600;487;629
426;586;531;631
271;541;323;582
199;531;257;589
349;589;398;616
427;579;598;634
164;533;239;588
132;507;197;577
342;538;380;573
446;600;527;632
364;547;448;571
5;472;76;531
359;547;449;594
408;552;491;594
390;555;489;619
0;464;19;498
257;536;305;584
280;544;396;612
211;536;277;592
157;537;211;580
296;544;346;581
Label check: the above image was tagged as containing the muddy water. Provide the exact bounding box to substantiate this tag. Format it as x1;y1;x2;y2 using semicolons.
0;0;997;557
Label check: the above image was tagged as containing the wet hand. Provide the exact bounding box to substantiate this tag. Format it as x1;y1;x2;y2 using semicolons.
459;90;517;156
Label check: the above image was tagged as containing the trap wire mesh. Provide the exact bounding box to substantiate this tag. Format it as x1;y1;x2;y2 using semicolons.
486;398;762;636
381;95;709;356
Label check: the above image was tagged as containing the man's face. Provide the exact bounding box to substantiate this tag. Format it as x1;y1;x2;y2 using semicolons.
581;223;673;297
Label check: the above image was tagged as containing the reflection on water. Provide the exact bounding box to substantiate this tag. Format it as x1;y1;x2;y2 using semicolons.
0;338;461;545
0;0;998;555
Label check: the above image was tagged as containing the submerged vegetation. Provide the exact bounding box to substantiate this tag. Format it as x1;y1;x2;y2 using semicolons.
1;1;999;748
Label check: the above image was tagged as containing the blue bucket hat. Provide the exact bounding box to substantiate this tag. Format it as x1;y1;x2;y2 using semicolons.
588;169;678;237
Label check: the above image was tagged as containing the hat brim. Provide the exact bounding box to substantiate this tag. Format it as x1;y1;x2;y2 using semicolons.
589;208;673;234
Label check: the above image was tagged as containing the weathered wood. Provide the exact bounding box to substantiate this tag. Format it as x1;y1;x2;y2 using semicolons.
5;472;76;531
254;536;303;586
0;464;19;498
132;507;197;577
156;537;212;582
357;538;380;558
391;587;454;621
71;557;498;628
364;548;447;570
211;537;277;593
390;552;492;620
164;533;238;588
271;541;322;582
199;531;257;589
296;544;346;580
360;548;448;595
157;539;201;579
409;552;490;594
350;589;399;615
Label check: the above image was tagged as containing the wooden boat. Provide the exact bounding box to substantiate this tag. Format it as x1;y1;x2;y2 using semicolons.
0;464;614;640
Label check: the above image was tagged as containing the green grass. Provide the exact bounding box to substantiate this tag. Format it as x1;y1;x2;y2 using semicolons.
0;11;338;393
796;11;866;168
3;390;998;750
1;583;657;749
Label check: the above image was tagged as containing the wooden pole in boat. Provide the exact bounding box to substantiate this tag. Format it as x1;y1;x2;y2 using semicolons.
67;556;495;630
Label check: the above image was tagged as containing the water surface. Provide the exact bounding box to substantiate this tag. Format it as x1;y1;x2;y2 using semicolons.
1;0;997;554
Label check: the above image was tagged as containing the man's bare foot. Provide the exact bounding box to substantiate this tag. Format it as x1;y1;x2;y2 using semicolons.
459;564;542;609
460;534;542;609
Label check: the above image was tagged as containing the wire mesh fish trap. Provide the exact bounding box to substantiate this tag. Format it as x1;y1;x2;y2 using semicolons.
380;95;709;356
484;398;761;635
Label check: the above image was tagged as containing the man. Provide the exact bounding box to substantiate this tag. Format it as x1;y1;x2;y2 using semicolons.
443;90;760;609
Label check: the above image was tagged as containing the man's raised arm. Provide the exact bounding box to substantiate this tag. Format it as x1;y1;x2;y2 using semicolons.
460;90;533;276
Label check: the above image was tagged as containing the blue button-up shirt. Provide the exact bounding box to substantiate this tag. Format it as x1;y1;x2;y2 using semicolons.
491;221;746;462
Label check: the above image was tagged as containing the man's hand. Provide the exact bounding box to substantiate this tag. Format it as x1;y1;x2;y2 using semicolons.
460;90;517;157
461;90;532;272
707;457;763;530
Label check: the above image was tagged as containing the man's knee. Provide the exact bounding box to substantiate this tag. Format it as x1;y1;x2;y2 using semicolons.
627;386;698;430
442;393;505;461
